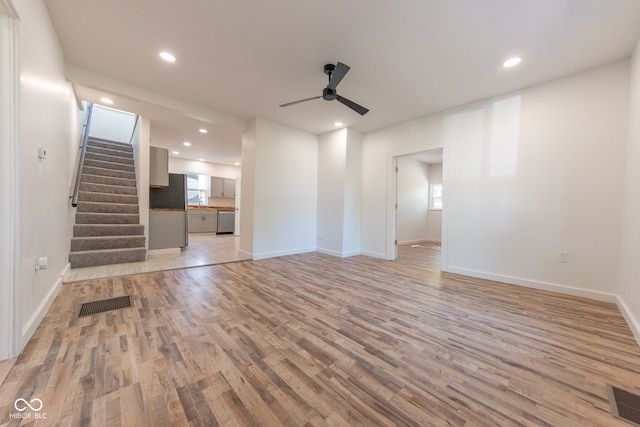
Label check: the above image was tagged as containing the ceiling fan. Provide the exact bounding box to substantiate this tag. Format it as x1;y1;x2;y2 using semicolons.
279;62;369;115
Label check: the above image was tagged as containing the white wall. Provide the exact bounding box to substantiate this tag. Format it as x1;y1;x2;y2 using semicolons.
619;37;640;342
169;156;241;179
131;116;150;250
239;119;256;257
317;129;347;255
88;104;138;143
343;128;362;256
396;157;429;244
362;60;630;302
426;163;442;242
362;115;445;258
15;0;80;352
0;10;18;360
316;128;362;257
251;118;317;259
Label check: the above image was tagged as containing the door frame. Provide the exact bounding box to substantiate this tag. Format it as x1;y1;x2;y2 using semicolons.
0;5;19;360
389;148;447;266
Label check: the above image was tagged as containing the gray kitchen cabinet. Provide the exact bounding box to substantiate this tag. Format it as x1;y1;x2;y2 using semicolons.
149;146;169;187
210;176;236;198
149;210;187;249
188;210;217;233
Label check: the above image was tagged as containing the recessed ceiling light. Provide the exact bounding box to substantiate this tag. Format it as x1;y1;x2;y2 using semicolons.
183;142;191;146
234;162;240;166
159;51;176;63
503;57;521;68
334;122;343;127
198;158;205;162
100;97;114;104
172;151;179;155
198;128;208;134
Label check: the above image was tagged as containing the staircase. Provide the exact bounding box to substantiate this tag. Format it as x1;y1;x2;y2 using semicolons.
69;137;146;268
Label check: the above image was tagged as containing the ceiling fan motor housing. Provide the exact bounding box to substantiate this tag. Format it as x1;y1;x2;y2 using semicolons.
323;87;337;101
324;63;336;75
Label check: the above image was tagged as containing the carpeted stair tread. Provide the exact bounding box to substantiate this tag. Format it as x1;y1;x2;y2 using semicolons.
84;158;135;173
86;146;134;159
76;201;139;214
85;152;135;166
71;137;146;269
81;173;137;187
79;182;138;195
78;191;139;204
71;235;146;251
76;212;140;224
87;139;133;152
73;224;144;237
82;165;136;180
69;247;146;268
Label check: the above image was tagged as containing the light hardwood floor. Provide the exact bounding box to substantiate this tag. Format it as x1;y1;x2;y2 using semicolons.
2;244;640;426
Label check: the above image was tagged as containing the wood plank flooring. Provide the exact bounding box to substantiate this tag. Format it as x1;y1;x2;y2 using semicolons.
2;244;640;426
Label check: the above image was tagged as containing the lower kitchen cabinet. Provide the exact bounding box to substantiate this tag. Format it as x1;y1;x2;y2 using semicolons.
149;210;187;249
188;210;217;233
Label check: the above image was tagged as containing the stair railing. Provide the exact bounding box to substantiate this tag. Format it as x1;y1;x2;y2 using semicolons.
70;102;94;207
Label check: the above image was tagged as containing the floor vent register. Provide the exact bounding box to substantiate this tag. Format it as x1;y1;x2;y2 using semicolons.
79;296;131;317
608;384;640;427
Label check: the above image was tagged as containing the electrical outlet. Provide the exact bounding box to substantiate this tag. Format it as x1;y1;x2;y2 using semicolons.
558;251;568;263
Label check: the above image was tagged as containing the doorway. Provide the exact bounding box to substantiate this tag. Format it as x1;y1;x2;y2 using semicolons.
394;148;443;261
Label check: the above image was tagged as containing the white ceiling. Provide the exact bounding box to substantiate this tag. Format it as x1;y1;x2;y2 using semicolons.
43;0;640;165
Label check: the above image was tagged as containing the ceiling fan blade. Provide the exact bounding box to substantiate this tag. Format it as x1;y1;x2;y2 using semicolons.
336;95;369;115
279;96;322;108
327;62;350;90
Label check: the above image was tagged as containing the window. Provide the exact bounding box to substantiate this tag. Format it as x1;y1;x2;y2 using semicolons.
430;184;443;210
186;172;208;206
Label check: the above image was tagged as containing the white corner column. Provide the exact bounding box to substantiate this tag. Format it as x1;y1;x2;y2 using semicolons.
0;7;19;360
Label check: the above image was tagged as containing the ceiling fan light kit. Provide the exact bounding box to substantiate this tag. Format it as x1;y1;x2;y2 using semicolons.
280;62;369;115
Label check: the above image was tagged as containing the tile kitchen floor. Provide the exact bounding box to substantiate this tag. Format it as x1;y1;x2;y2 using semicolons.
63;234;249;283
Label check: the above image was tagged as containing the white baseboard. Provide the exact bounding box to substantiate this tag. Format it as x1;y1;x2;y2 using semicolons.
317;247;361;258
616;296;640;346
253;246;316;261
359;250;388;260
442;265;619;303
20;275;62;350
238;249;253;259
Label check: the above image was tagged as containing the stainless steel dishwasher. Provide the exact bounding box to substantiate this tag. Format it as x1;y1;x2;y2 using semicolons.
216;210;235;234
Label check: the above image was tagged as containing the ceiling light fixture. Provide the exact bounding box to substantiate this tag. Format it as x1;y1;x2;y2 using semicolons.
172;151;179;155
503;57;522;68
183;142;191;146
199;158;205;162
159;51;176;63
334;122;343;127
234;162;240;166
198;128;208;134
100;97;114;104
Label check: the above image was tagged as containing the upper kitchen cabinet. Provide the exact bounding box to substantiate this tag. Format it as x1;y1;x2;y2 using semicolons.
210;176;236;198
149;146;169;187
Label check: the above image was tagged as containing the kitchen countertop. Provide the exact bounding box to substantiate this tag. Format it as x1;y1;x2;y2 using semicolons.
188;206;235;211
